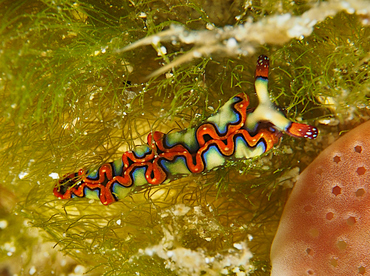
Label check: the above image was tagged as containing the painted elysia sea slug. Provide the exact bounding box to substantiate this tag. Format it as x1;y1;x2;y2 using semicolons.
271;121;370;275
54;55;318;205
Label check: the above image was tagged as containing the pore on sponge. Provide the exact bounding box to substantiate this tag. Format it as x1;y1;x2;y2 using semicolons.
271;121;370;276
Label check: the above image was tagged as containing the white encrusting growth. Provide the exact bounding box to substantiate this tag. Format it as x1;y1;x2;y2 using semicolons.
117;0;370;78
130;204;253;275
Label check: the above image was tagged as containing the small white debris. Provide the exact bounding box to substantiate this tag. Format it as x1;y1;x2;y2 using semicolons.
138;12;147;18
157;45;167;56
165;72;173;79
160;46;167;54
172;204;191;216
116;219;121;225
161;212;169;218
145;248;154;256
0;220;8;229
49;172;59;179
206;22;215;30
152;36;160;45
283;145;293;154
29;266;36;275
18;172;28;179
221;268;229;275
4;242;16;256
101;46;108;53
226;38;238;49
233;243;243;250
74;265;86;274
318;117;339;126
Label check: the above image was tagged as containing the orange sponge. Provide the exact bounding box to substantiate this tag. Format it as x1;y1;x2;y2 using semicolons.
271;121;370;276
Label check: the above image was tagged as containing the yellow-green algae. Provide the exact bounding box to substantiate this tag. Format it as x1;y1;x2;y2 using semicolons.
1;0;370;275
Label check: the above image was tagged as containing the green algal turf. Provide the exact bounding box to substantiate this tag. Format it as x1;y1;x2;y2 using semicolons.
0;0;370;275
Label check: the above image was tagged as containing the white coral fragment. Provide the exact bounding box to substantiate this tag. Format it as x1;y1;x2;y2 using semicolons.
117;0;370;78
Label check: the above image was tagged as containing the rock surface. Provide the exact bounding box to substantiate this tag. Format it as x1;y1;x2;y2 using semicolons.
271;121;370;276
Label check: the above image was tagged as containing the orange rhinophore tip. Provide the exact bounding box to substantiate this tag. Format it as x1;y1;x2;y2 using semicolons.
286;122;318;139
255;55;269;79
